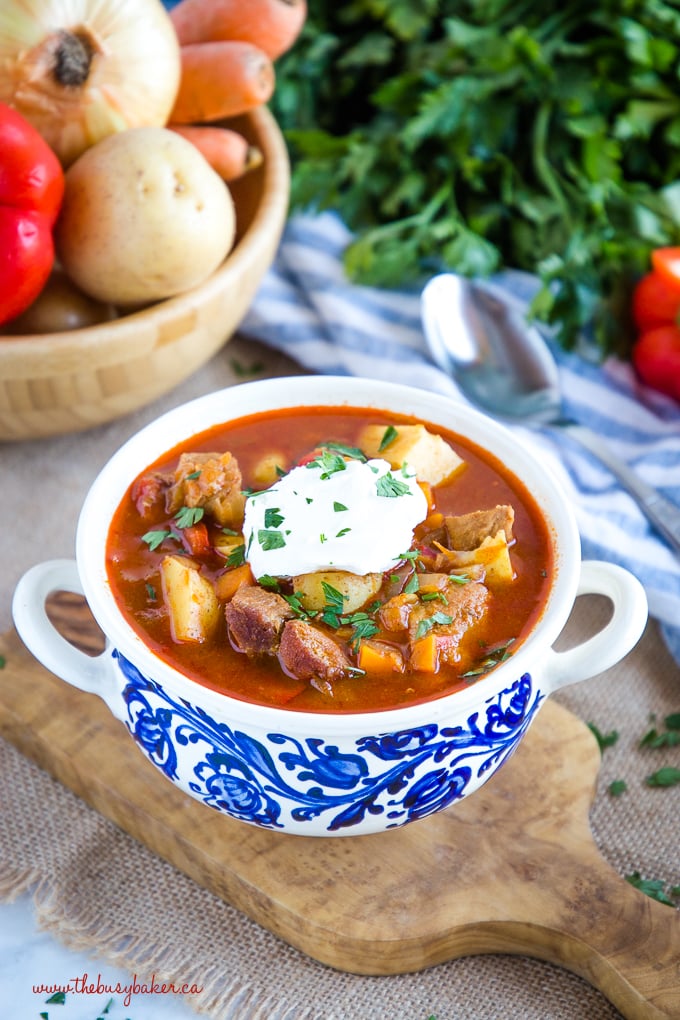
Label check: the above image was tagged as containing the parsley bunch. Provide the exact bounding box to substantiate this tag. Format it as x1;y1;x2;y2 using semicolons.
273;0;680;356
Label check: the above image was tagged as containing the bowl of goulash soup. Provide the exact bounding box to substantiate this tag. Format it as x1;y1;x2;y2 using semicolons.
12;377;648;836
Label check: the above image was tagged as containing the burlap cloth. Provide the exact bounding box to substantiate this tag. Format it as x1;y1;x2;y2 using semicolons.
1;339;679;1019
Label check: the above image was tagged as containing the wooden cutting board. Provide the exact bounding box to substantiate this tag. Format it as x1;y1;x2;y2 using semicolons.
1;593;678;1020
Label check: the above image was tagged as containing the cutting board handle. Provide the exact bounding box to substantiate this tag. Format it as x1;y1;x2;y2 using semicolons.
12;559;123;719
542;560;648;693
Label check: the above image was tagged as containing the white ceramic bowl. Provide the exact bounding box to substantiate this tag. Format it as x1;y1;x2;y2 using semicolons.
12;377;648;836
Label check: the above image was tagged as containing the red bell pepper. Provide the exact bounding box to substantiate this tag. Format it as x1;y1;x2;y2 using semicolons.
0;103;65;327
631;249;680;401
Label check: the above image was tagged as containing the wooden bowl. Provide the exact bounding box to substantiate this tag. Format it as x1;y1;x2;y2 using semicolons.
0;107;290;441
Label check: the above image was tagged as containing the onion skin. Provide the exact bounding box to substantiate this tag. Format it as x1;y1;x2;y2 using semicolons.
0;0;181;166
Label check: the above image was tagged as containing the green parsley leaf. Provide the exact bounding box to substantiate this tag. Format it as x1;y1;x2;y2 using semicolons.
230;357;264;377
587;723;619;754
608;779;627;797
226;544;246;568
379;425;398;451
646;767;680;788
415;611;453;640
39;1014;48;1019
258;529;286;551
0;654;5;669
283;591;314;618
376;473;411;498
258;574;281;591
264;507;285;528
221;526;239;536
322;582;346;613
306;449;348;478
625;872;678;906
142;529;172;552
333;501;348;512
322;441;366;461
145;583;156;600
184;469;201;480
347;615;379;651
404;573;420;594
336;527;351;537
461;638;515;678
101;999;114;1015
175;505;205;528
665;712;680;730
46;992;66;1004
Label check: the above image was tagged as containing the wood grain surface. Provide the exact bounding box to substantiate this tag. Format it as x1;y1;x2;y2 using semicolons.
1;593;678;1020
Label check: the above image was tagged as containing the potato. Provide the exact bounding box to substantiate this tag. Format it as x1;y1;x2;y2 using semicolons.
441;533;515;585
160;555;222;642
56;127;236;306
252;452;288;486
0;270;115;335
293;570;383;613
359;423;465;486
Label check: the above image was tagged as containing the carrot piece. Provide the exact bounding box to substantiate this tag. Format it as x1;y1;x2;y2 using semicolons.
214;563;254;601
170;42;276;124
182;522;211;556
410;634;439;673
357;640;404;675
169;125;263;181
170;0;307;60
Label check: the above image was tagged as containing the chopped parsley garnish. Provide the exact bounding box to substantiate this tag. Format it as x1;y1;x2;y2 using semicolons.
184;469;202;480
175;505;205;528
264;507;285;528
322;440;366;461
404;573;420;594
142;529;172;551
283;591;314;618
46;992;66;1005
320;533;327;543
639;713;680;749
379;425;398;451
305;448;348;478
145;583;156;600
258;529;286;551
587;723;619;754
420;591;447;603
414;612;453;640
608;779;627;797
333;501;348;512
230;356;265;377
226;544;246;568
462;639;515;678
346;613;380;651
376;473;412;498
0;654;6;669
258;574;281;591
221;526;239;536
645;767;680;788
625;872;680;907
336;527;351;537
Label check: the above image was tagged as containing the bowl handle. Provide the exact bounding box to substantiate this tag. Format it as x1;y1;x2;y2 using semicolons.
542;560;648;692
12;559;124;719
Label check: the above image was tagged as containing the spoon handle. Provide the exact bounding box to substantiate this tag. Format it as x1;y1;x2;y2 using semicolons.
561;423;680;557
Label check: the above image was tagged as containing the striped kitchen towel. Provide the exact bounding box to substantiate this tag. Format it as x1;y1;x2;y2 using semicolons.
241;212;680;666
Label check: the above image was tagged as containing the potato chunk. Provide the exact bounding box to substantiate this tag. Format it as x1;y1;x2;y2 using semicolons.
160;555;221;643
292;569;382;614
359;423;464;485
442;505;516;584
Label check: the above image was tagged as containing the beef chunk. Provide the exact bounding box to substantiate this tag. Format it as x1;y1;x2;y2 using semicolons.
225;586;293;655
409;579;490;665
166;451;246;529
278;620;351;681
444;505;514;550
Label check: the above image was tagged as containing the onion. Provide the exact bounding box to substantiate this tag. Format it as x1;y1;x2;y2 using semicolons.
0;0;181;166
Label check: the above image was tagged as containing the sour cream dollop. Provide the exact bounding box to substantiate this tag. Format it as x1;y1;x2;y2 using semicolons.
243;456;428;578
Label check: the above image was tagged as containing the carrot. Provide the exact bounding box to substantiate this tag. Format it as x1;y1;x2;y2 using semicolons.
170;0;307;60
409;634;439;673
357;640;404;675
170;41;276;124
169;125;263;181
182;522;211;556
214;563;254;601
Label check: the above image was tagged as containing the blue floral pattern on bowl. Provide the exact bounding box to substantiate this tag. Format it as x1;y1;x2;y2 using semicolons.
114;650;542;834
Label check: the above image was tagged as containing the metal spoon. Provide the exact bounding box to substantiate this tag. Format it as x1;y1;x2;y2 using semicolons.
421;272;680;557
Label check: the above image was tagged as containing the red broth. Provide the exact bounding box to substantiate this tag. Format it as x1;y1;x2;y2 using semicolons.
106;406;554;712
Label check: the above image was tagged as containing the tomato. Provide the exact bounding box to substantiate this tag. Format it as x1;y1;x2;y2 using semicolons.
631;270;680;331
632;325;680;402
651;247;680;289
0;102;65;327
